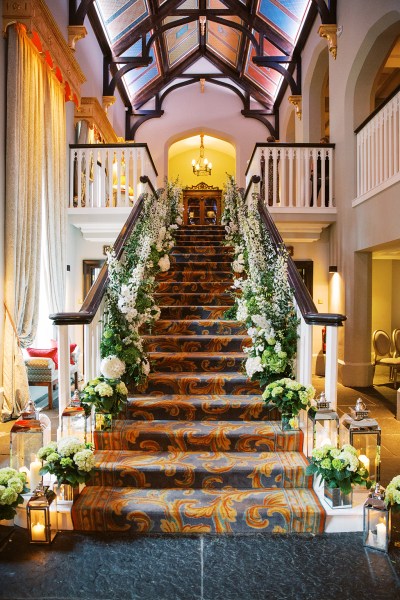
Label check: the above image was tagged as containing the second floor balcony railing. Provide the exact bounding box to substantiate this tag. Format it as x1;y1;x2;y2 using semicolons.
70;143;158;209
355;86;400;203
246;143;335;210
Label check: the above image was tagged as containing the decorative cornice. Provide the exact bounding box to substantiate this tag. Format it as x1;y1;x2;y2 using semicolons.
288;95;302;120
68;24;87;51
75;97;119;143
3;0;86;104
102;95;116;113
318;24;337;59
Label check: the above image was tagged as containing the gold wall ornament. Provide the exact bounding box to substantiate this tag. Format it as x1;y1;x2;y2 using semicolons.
288;95;302;120
3;0;85;104
318;24;338;59
200;78;205;93
74;97;119;143
103;95;116;114
68;25;87;51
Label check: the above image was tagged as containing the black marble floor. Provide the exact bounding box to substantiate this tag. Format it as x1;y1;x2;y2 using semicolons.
0;528;399;600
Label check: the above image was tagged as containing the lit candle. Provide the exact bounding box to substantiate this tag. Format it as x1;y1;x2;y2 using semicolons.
376;521;386;548
29;459;42;491
31;522;45;541
358;454;370;473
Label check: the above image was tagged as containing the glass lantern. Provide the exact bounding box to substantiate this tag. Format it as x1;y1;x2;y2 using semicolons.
10;418;44;492
60;391;92;444
339;399;381;482
307;393;339;457
27;485;58;544
363;484;391;552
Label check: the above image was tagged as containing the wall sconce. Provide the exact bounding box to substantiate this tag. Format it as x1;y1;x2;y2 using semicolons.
27;485;58;544
329;265;338;273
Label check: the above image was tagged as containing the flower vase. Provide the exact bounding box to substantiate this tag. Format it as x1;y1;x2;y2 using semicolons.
54;482;79;503
323;485;353;509
95;412;113;431
0;519;15;550
280;414;300;431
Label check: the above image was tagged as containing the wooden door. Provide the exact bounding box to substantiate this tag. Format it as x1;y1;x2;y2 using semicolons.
183;183;222;225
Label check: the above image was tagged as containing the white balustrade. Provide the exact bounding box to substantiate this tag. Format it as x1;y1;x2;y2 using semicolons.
356;90;400;200
70;144;157;208
246;144;334;209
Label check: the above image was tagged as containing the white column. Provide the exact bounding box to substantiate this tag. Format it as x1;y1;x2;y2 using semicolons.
297;315;312;385
57;325;70;427
325;325;338;411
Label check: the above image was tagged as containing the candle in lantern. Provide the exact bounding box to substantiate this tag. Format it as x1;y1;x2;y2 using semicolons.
376;521;386;549
358;454;370;473
29;459;42;491
31;522;45;541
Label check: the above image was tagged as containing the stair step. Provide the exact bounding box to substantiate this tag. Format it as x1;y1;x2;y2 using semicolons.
174;235;226;242
179;226;226;231
155;282;233;293
89;450;312;489
172;240;227;246
138;372;260;395
167;261;232;271
154;293;234;306
160;305;232;319
142;320;247;335
94;419;303;452
172;246;233;255
71;486;325;534
171;254;233;263
126;394;280;421
143;335;250;352
149;352;245;372
156;270;234;282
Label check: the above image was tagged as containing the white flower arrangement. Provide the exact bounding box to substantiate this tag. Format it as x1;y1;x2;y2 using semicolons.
222;177;298;389
0;467;28;520
38;437;95;486
100;356;126;379
101;182;182;384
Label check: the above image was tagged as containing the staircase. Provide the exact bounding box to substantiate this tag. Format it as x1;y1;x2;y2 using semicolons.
72;225;325;534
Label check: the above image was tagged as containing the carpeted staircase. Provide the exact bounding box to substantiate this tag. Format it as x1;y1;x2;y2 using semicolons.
72;225;325;534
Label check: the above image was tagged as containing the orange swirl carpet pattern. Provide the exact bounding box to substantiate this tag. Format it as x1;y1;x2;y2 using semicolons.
72;225;325;534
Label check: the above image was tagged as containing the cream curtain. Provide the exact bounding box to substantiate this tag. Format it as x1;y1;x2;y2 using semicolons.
1;24;67;419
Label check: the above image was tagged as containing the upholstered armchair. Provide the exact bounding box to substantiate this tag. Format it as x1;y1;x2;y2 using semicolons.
24;347;80;409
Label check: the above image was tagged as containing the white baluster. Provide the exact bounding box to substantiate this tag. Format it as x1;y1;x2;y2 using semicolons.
325;326;338;411
57;325;70;427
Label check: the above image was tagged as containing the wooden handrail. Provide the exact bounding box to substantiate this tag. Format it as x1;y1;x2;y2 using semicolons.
354;83;400;134
243;175;346;327
51;177;158;326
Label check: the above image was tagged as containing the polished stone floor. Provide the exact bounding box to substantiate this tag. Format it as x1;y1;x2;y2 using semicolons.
0;371;399;599
0;528;399;600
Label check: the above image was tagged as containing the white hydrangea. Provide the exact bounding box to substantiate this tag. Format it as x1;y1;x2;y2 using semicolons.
245;356;263;378
95;382;114;397
100;356;126;379
57;437;85;457
74;449;95;472
158;255;170;272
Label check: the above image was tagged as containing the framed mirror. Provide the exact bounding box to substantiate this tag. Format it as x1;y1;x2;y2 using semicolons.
83;260;105;299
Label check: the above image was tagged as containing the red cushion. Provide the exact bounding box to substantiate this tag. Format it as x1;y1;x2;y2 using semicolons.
26;348;58;369
50;340;77;365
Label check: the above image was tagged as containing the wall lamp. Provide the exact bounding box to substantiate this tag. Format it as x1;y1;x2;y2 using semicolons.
329;265;338;273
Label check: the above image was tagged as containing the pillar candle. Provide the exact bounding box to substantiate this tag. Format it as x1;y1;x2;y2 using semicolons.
29;459;42;491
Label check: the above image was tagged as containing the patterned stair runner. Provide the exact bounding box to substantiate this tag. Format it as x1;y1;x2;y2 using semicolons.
72;225;325;534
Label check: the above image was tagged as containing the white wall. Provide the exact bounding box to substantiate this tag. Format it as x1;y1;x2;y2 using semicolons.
0;35;6;393
135;84;268;187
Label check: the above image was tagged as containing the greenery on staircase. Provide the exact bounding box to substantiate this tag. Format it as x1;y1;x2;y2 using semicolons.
100;182;182;385
222;176;298;389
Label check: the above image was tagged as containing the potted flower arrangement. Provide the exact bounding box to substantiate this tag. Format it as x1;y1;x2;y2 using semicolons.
0;467;28;522
306;443;371;508
38;437;95;500
385;475;400;510
80;356;128;430
262;378;315;430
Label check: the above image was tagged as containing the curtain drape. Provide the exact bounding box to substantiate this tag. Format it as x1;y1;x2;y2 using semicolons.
1;24;67;419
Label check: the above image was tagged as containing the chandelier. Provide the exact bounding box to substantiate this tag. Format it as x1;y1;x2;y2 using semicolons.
191;134;212;176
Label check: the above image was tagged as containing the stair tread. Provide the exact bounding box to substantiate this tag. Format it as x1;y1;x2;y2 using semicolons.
148;351;246;357
71;486;325;533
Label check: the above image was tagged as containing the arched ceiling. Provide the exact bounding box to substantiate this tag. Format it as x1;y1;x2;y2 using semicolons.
89;0;316;112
